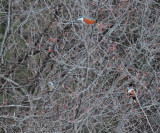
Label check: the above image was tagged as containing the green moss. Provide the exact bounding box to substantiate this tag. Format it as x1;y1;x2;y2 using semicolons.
0;24;6;34
4;50;14;60
0;93;3;103
19;38;26;46
13;25;18;32
35;55;40;62
22;23;28;29
15;66;32;84
16;68;27;78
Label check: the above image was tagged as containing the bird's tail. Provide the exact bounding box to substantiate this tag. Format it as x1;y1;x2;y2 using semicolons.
132;97;137;104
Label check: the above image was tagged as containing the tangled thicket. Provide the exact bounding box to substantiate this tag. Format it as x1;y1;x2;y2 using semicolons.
0;0;159;132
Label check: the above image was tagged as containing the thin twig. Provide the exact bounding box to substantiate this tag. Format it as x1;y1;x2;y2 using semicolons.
0;74;27;95
135;93;155;133
0;0;11;63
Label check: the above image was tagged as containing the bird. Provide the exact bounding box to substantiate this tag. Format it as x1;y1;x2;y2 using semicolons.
77;17;97;25
47;81;54;92
127;86;137;104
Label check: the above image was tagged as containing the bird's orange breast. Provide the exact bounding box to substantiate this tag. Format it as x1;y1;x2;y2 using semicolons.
83;18;96;25
130;90;135;94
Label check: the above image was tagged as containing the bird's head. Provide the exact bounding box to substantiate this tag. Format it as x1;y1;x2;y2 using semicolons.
77;18;83;22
